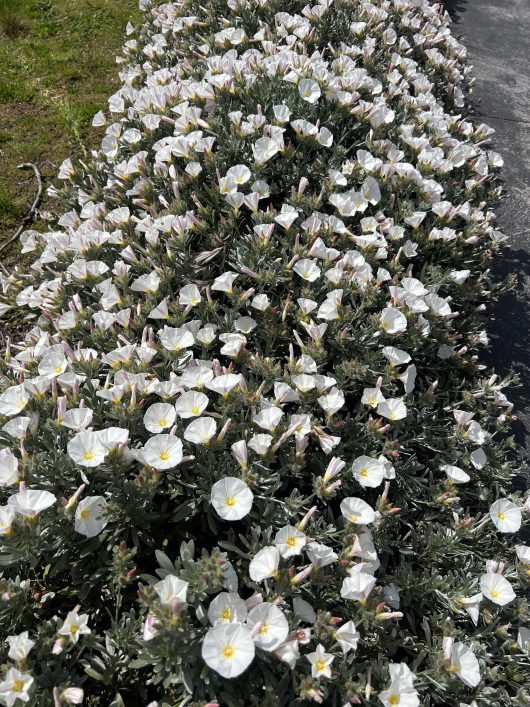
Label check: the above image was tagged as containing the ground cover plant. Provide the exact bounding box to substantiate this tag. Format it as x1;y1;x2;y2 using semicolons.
0;0;529;705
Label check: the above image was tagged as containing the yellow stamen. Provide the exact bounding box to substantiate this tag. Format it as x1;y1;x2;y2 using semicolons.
222;645;235;659
82;451;95;461
225;497;236;507
159;451;170;461
286;536;297;548
315;659;327;673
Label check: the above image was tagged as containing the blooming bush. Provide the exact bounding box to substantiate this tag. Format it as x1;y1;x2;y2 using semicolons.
0;0;529;704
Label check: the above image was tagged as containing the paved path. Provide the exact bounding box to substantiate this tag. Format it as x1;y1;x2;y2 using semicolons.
444;0;530;459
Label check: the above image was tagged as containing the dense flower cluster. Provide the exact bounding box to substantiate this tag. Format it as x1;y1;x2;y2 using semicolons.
0;0;529;704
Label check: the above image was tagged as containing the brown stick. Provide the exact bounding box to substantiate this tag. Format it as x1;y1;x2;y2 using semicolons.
0;162;43;273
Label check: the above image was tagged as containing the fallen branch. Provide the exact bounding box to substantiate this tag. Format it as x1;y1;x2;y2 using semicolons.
0;162;43;273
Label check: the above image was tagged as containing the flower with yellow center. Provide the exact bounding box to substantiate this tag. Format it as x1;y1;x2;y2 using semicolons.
211;477;253;521
307;644;334;679
202;624;255;678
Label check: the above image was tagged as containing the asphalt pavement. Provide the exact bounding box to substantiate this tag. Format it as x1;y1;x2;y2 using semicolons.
443;0;530;461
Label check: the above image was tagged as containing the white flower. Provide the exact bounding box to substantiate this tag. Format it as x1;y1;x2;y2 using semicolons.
352;455;386;488
298;78;321;104
75;496;108;538
67;431;107;468
252;136;282;165
306;541;338;567
154;575;188;605
249;546;280;582
377;398;407;421
274;525;306;558
142;434;183;470
335;621;360;655
275;639;300;668
246;603;289;651
480;573;515;606
449;641;481;688
0;450;19;487
212;271;238;294
318;388;345;415
340;497;375;524
340;572;377;602
380;307;407;334
174;391;209;419
441;464;470;484
6;632;35;661
184;417;217;445
60;408;93;432
379;667;419;707
226;164;251;185
0;506;15;535
306;643;334;679
208;592;248;625
515;544;530;564
159;326;194;352
489;499;521;533
179;283;202;306
211;477;253;521
0;668;34;706
8;488;55;517
362;387;385;408
248;434;273;455
38;351;68;378
58;610;91;644
202;623;255;678
253;406;284;432
143;403;177;433
206;373;242;397
0;385;29;417
293;259;321;282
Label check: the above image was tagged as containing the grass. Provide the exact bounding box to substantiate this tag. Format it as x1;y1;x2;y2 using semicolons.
0;0;140;266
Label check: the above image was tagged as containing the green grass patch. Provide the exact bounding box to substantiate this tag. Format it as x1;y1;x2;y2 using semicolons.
0;0;140;264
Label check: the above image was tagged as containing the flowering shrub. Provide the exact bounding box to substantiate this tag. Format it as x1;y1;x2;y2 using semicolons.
0;0;529;704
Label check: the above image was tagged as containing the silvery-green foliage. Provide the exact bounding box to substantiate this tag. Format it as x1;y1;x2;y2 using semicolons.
0;0;528;705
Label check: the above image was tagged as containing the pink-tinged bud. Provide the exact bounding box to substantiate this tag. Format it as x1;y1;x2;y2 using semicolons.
376;602;386;612
330;616;343;625
65;484;86;510
365;668;372;699
56;396;67;420
241;287;255;301
61;687;84;705
351;697;362;704
322;480;342;496
240;266;259;279
205;703;220;707
298;506;317;531
442;636;454;660
181;455;195;465
2;592;12;601
323;456;346;483
53;687;62;707
217;418;232;442
380;481;391;503
375;611;404;621
292;565;313;585
389;507;401;514
143;614;158;641
295;436;309;457
52;638;64;655
231;440;248;470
